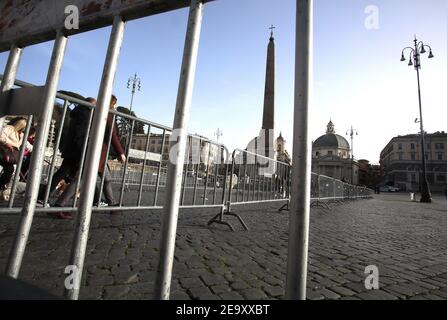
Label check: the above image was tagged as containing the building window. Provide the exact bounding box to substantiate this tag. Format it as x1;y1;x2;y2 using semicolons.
328;151;333;156
411;154;416;160
425;153;429;160
411;143;415;150
438;153;443;160
398;153;403;160
426;143;431;150
437;174;446;182
398;143;402;150
316;151;319;157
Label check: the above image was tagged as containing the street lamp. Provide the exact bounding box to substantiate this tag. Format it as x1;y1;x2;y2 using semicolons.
346;126;358;185
400;36;434;203
214;128;223;143
127;73;141;113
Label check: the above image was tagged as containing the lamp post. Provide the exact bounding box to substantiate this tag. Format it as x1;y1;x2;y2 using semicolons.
400;36;434;203
127;73;141;113
346;126;358;184
214;128;222;143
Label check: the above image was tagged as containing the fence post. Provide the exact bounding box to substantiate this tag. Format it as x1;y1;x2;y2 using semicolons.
6;31;68;278
65;16;126;300
285;0;313;300
154;0;204;300
0;44;23;131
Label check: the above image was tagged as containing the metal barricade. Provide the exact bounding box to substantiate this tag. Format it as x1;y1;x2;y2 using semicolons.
207;148;291;231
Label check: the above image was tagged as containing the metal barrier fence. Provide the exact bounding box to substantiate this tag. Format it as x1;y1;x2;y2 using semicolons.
0;77;231;213
0;0;363;301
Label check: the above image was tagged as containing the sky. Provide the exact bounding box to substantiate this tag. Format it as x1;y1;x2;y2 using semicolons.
1;0;447;164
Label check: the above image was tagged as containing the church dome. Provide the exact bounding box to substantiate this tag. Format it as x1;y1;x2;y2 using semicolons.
313;120;350;149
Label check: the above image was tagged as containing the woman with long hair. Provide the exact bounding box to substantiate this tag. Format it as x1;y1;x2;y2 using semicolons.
0;117;27;190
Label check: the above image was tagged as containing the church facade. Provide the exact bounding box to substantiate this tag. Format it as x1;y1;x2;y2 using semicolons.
312;120;359;184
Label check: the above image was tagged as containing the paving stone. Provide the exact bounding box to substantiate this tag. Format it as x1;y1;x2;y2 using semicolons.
103;285;131;299
319;288;341;300
219;291;245;300
306;290;325;300
230;281;250;291
356;290;399;300
330;286;356;297
87;274;114;287
384;284;419;297
188;286;213;300
170;291;191;300
179;277;204;289
263;285;284;297
200;274;227;286
239;288;269;300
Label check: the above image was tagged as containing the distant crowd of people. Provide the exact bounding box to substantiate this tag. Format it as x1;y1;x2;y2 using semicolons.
0;95;126;219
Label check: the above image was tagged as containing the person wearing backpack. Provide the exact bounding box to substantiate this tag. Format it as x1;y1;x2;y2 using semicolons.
41;98;95;217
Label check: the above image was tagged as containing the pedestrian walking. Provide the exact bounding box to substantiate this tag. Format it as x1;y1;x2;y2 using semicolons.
0;117;28;191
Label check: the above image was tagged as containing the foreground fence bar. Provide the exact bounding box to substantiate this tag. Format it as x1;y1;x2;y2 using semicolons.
65;16;125;300
286;0;313;300
0;44;22;93
6;31;68;278
0;44;23;131
154;0;204;300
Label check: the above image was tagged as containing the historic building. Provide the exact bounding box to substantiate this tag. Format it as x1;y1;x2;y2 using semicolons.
276;132;291;165
358;159;382;188
129;133;221;171
312;120;359;184
379;132;447;192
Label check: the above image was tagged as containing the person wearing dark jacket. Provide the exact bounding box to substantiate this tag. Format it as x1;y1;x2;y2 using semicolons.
50;96;125;219
44;98;95;219
94;95;126;207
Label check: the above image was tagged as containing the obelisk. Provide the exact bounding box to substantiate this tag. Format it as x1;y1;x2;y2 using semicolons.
260;25;275;158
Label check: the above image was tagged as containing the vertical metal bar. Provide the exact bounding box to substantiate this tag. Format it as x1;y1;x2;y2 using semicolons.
137;125;151;206
317;175;321;200
0;44;22;92
119;119;135;205
154;0;203;300
247;160;253;201
154;130;167;206
202;142;212;205
212;150;219;205
180;136;190;206
256;160;261;201
277;162;282;199
8;116;33;208
192;139;202;206
226;154;236;206
241;154;247;202
0;44;23;132
43;101;69;205
286;0;313;300
6;32;68;278
262;166;267;200
235;162;240;203
97;113;115;207
192;138;200;205
73;107;94;207
221;159;230;206
66;16;125;300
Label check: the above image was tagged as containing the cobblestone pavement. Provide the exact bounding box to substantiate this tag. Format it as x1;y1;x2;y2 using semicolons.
0;193;447;300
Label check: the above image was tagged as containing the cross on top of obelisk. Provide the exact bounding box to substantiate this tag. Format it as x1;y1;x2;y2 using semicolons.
269;25;275;39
